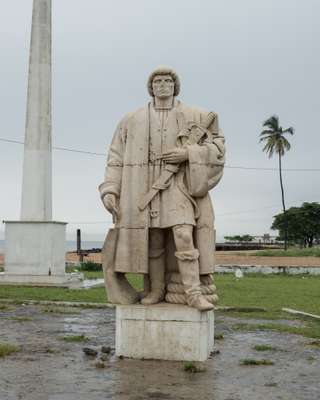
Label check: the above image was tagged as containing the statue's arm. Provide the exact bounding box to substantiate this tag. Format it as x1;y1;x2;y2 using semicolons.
99;119;126;203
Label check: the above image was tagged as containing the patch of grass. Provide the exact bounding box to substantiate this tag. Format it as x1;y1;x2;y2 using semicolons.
8;316;33;322
0;274;319;324
183;361;206;373
0;304;9;310
60;334;89;343
0;274;143;304
253;344;276;351
83;271;104;280
218;310;296;320
233;321;320;339
126;274;144;291
0;343;19;358
264;382;278;387
214;333;224;340
240;358;274;366
0;286;108;303
79;262;102;272
215;274;320;317
307;340;320;347
250;247;320;257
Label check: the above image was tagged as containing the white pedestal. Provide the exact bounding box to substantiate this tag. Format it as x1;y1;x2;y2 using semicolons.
0;221;80;287
116;303;214;361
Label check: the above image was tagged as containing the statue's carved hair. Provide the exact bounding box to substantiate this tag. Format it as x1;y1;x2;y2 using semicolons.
147;66;180;97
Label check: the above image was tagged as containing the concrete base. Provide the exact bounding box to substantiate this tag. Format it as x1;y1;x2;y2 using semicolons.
0;272;83;287
0;221;82;287
116;303;214;361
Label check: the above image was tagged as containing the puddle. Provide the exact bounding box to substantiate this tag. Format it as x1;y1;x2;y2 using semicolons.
0;305;319;400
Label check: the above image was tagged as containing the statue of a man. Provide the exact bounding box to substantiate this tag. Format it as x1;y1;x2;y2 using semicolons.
99;66;225;311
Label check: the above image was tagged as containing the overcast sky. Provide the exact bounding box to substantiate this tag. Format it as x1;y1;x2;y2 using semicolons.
0;0;319;241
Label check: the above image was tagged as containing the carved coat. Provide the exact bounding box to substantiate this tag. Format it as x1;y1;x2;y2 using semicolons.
100;101;225;275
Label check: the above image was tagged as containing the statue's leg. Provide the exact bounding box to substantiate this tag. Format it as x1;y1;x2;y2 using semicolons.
141;228;166;305
172;225;213;311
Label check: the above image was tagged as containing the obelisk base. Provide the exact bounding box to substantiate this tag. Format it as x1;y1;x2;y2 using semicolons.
0;221;81;287
116;303;214;361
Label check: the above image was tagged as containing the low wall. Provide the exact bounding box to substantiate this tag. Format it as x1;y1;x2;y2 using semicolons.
215;265;320;275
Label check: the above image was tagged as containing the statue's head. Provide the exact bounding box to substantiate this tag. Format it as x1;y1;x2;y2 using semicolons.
147;66;180;99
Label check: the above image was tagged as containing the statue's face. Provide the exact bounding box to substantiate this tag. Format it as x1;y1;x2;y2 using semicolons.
152;74;174;99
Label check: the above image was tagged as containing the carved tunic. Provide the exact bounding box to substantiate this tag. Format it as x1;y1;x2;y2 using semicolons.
99;101;225;274
149;104;195;228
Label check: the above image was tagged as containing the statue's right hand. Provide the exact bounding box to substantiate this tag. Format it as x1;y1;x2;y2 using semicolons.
103;193;120;223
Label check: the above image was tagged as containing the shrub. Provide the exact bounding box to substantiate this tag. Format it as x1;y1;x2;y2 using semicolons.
79;262;102;272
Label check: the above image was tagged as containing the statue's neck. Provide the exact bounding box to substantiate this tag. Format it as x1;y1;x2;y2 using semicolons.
153;96;174;110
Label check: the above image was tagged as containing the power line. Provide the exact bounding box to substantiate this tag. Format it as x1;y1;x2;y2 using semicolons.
68;221;113;225
225;165;320;172
216;204;281;217
1;136;320;171
0;138;106;157
64;200;308;224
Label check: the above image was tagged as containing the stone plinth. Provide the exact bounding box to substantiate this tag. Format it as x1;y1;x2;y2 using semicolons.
0;221;79;287
116;303;214;361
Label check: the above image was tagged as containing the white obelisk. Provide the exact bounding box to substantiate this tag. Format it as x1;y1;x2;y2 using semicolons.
21;0;52;221
0;0;72;286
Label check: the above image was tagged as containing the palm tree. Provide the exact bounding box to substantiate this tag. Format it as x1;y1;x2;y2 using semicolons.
260;115;294;250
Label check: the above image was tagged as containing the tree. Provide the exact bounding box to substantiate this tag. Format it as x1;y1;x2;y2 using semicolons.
260;115;294;249
271;202;320;247
224;235;254;243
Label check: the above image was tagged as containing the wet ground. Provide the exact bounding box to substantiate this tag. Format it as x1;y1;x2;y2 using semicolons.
0;305;319;400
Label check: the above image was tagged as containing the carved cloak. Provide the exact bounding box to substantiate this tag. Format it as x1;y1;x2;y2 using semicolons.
99;101;225;275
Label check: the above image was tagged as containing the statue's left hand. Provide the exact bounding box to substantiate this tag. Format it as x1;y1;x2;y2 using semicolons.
162;147;188;163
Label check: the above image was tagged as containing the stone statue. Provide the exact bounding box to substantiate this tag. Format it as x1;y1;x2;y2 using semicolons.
99;66;225;311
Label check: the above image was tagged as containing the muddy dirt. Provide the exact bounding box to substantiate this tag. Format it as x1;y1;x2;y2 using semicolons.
0;305;319;400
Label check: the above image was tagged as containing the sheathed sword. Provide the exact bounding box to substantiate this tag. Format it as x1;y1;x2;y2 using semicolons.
138;112;216;211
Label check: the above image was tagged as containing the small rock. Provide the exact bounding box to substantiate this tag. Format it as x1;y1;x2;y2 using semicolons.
235;269;244;279
101;345;111;354
94;360;105;369
100;353;109;361
82;347;98;357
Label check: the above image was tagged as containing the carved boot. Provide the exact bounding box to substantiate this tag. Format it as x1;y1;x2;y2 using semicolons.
141;248;165;305
175;249;214;312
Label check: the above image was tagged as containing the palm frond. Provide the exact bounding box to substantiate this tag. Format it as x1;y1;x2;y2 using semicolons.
281;136;291;151
260;129;275;137
283;127;295;135
262;142;275;158
263;115;279;130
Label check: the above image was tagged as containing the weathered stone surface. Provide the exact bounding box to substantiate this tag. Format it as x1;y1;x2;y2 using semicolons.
3;221;66;276
21;0;52;221
100;66;225;314
0;0;79;287
115;303;214;361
